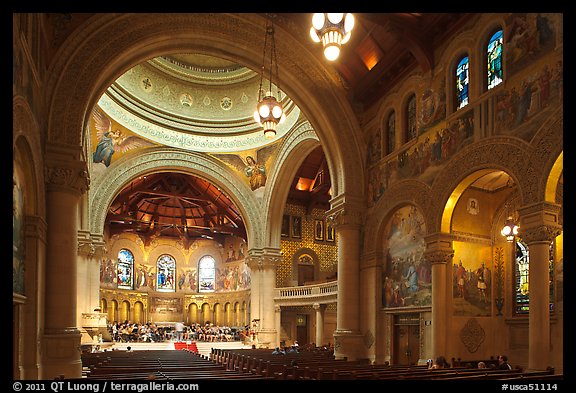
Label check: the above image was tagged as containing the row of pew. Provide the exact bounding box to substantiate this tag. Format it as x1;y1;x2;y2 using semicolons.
210;347;562;381
77;347;562;381
79;349;274;381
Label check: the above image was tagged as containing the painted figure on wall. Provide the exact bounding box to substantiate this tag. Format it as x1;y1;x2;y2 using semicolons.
382;205;431;308
452;258;492;316
13;173;25;295
92;106;155;168
245;155;266;191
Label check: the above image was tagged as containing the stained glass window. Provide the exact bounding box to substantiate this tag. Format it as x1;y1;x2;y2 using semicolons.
117;248;134;290
456;56;469;109
157;254;176;292
487;30;503;90
407;95;417;141
387;111;396;154
198;255;216;293
514;239;555;315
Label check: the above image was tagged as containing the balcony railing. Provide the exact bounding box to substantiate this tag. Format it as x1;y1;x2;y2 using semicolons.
273;280;337;307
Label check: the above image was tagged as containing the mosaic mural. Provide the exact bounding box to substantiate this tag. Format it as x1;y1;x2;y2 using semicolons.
452;242;493;317
382;205;431;308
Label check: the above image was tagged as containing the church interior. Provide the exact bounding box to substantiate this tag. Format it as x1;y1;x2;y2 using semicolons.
13;13;563;381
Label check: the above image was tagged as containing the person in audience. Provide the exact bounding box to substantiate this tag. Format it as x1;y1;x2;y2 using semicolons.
497;354;512;370
431;355;450;369
478;361;487;369
287;345;299;353
272;346;285;355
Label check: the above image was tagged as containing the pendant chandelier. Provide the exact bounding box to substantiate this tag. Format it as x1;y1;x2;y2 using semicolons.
501;216;519;242
310;13;355;61
254;20;285;139
500;179;519;242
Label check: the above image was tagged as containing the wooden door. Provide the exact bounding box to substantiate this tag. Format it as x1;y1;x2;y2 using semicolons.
298;264;314;285
393;314;420;365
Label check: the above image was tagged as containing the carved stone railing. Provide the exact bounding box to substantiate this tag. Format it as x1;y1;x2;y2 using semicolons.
274;280;337;307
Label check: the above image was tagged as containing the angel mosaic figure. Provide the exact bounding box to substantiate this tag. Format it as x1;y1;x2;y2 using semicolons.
244;155;266;190
92;106;155;167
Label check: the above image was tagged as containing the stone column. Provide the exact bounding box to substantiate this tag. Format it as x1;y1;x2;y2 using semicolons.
313;303;325;347
424;233;454;360
327;196;364;360
20;215;47;380
360;250;382;363
246;248;282;348
518;202;562;371
275;305;282;348
42;151;89;380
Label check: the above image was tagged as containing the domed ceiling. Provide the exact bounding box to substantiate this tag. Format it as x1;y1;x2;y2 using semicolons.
97;53;300;153
94;53;328;245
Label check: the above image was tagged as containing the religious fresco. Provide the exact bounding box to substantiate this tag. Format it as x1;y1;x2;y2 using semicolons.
90;105;157;173
368;110;474;207
13;170;25;295
418;78;447;135
367;14;562;209
452;242;493;317
505;13;556;76
224;238;246;262
99;251;251;293
212;142;279;196
494;59;562;140
382;205;431;308
215;262;252;291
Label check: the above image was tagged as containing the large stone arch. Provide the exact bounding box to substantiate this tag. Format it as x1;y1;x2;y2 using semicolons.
13;96;44;217
527;106;563;203
363;179;434;255
428;136;533;233
89;147;265;248
45;13;364;201
262;120;320;247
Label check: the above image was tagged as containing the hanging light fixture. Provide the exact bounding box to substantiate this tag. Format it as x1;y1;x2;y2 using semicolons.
501;216;519;242
310;13;355;61
500;178;519;242
254;19;285;139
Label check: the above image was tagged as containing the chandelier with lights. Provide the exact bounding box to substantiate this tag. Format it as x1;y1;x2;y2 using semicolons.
500;180;519;242
310;13;355;61
254;20;285;139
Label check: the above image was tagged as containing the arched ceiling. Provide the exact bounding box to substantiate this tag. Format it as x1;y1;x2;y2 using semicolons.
92;13;475;243
98;52;330;243
100;53;300;152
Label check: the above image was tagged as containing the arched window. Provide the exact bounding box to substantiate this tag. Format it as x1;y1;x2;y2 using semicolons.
514;239;555;315
487;29;503;90
198;255;216;293
406;95;417;141
386;111;396;155
117;248;134;290
456;56;469;109
157;254;176;292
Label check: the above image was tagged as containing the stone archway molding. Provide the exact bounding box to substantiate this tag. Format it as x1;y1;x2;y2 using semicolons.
89;147;265;248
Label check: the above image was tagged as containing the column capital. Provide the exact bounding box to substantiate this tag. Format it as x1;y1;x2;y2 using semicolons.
326;193;365;230
518;201;562;244
45;163;90;195
246;248;283;270
312;303;326;311
24;215;47;242
77;230;94;257
326;206;363;230
520;225;562;244
424;232;454;265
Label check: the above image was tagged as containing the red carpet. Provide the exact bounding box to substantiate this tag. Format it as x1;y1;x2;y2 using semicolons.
173;341;199;352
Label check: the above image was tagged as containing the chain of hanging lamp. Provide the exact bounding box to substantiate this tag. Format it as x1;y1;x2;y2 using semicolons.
254;18;285;139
